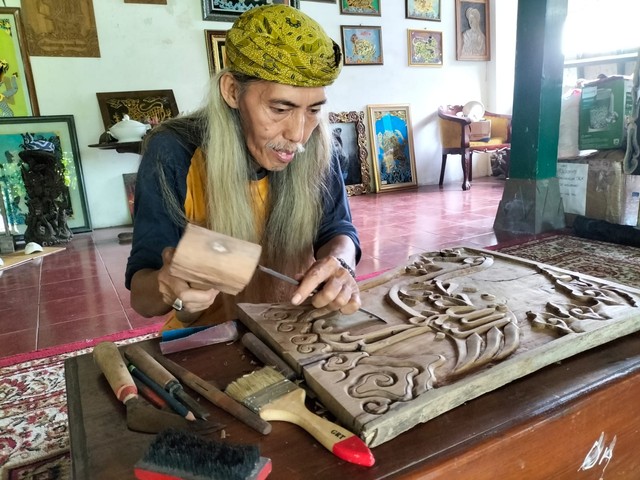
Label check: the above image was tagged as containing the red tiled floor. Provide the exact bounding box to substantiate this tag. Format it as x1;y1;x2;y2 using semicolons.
0;176;514;359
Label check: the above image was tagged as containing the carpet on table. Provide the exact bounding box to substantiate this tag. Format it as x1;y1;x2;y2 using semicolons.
0;331;159;480
489;233;640;289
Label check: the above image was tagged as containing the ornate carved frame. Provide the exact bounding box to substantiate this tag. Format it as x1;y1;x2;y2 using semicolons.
328;111;370;196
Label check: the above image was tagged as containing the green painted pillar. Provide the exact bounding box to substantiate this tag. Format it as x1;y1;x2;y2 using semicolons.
494;0;568;235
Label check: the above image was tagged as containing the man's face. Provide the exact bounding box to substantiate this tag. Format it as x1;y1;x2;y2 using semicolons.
236;80;327;171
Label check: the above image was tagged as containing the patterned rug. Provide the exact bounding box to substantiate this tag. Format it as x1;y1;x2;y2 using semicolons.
493;234;640;288
0;333;158;480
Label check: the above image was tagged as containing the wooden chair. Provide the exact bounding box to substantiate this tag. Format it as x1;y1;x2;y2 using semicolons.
437;104;512;190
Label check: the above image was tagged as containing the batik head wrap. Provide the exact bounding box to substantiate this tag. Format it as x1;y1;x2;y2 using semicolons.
225;5;342;87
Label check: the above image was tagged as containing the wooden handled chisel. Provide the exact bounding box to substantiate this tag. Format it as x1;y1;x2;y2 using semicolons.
124;344;210;420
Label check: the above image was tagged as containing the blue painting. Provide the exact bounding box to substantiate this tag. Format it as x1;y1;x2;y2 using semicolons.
369;106;417;191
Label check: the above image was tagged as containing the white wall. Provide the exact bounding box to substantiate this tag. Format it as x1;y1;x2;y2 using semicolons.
7;0;516;228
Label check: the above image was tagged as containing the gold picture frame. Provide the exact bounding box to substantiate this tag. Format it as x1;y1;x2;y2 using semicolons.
328;111;370;196
366;104;418;193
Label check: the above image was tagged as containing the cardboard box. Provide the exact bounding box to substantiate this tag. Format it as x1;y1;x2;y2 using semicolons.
469;120;491;142
558;150;640;226
578;75;633;150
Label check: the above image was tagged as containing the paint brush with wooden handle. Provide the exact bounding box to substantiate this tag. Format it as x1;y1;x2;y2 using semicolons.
225;366;375;467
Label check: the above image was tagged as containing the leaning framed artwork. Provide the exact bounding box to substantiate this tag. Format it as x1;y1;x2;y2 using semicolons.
340;0;380;16
0;115;92;235
0;7;39;117
406;0;441;21
408;29;443;67
96;90;179;129
366;104;418;192
202;0;299;21
205;30;228;75
455;0;490;61
328;111;370;196
341;26;383;66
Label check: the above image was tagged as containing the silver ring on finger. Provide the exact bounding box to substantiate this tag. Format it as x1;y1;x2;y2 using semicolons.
172;298;183;311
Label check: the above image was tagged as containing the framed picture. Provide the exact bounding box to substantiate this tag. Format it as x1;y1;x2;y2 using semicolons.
205;30;228;75
408;29;443;67
0;115;92;235
341;26;383;66
122;173;137;221
0;7;39;117
202;0;299;22
340;0;380;16
366;104;418;192
328;111;370;196
96;90;179;130
406;0;441;21
455;0;490;61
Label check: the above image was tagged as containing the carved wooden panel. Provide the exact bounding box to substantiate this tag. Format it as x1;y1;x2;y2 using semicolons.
21;0;100;57
238;248;640;447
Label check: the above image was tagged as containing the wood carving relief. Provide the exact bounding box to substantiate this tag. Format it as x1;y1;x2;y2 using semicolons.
238;248;640;447
21;0;100;57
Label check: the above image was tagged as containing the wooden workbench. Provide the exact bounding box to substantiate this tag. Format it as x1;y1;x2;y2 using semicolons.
65;330;640;479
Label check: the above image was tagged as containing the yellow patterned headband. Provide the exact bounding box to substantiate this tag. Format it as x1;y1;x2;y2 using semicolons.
225;5;342;87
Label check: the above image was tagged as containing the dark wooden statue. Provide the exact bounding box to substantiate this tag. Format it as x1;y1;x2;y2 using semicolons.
18;134;73;245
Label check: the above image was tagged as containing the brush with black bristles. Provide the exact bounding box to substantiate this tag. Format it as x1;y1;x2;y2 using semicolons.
133;428;272;480
225;366;375;467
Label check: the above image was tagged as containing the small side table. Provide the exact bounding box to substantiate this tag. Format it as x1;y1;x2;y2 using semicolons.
88;142;142;243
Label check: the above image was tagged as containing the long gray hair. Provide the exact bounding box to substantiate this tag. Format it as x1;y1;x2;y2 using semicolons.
147;69;333;277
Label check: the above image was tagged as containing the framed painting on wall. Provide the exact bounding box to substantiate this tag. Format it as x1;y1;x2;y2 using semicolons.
328;110;370;196
408;29;443;67
202;0;300;22
341;26;383;66
406;0;441;21
0;115;92;235
96;90;179;129
0;7;39;117
205;30;228;75
366;104;418;192
455;0;490;61
340;0;380;16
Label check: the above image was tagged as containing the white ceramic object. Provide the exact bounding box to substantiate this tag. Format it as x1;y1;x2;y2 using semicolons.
462;100;485;122
108;115;150;142
24;242;44;255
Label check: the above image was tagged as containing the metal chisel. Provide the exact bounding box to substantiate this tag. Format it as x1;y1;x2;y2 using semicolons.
257;264;381;319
